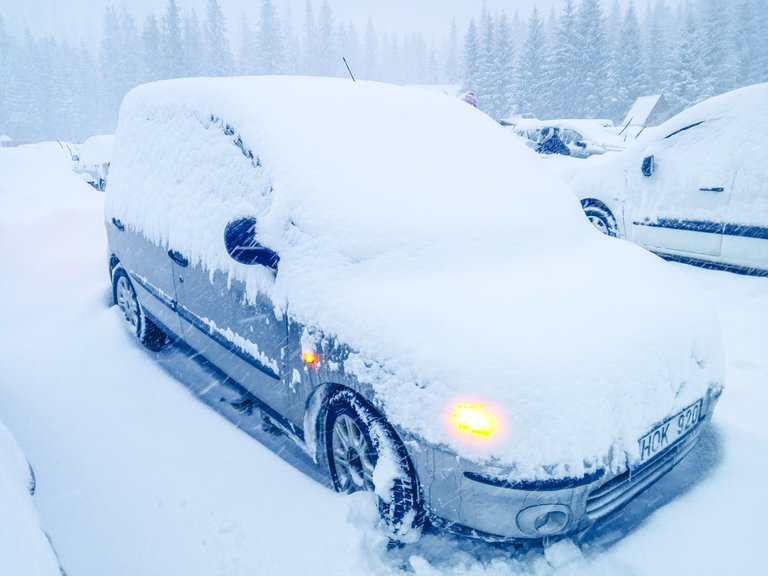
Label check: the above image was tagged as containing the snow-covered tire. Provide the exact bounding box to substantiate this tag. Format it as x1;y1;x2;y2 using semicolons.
582;201;618;237
324;388;425;543
112;267;169;351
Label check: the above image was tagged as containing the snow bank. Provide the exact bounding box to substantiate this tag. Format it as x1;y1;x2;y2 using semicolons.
0;421;61;576
106;76;723;478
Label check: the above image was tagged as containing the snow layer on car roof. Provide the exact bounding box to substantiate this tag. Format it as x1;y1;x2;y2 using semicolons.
107;76;721;478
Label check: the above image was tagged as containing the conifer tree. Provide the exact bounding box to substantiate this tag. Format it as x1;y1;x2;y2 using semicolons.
363;18;379;80
444;19;460;85
161;0;184;79
546;0;579;118
612;2;649;120
517;7;547;116
142;14;164;83
316;1;337;76
184;10;203;77
203;0;234;76
494;12;516;118
478;5;497;115
463;19;481;93
257;0;282;74
575;0;609;117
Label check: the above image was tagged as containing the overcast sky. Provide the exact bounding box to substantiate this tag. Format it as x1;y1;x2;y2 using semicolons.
0;0;678;46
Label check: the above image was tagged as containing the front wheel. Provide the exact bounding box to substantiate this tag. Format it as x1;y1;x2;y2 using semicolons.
324;389;424;543
112;267;169;351
582;201;618;237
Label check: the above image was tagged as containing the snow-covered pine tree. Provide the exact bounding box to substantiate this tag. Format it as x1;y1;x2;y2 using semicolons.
575;0;610;118
203;0;234;76
612;2;649;121
494;11;516;119
316;1;339;77
545;0;579;119
257;0;282;75
443;19;460;86
478;5;497;115
141;14;164;83
363;18;379;80
184;10;203;77
665;6;703;114
463;18;481;95
517;7;547;117
161;0;184;79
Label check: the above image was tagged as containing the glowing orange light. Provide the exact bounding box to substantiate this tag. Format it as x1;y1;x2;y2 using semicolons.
303;351;319;365
450;404;499;438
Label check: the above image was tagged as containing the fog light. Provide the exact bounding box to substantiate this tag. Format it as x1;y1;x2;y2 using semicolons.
516;504;571;536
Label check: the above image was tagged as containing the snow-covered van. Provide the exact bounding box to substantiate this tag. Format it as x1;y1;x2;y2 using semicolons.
105;76;723;542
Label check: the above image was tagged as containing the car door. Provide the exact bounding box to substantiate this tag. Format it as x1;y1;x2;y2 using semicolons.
624;120;735;258
720;157;768;275
108;219;184;337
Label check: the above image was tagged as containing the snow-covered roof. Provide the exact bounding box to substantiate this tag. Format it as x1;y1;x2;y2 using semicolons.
107;76;721;477
78;134;114;164
622;94;669;127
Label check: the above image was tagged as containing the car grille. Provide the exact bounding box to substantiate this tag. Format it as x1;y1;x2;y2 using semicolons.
585;425;702;521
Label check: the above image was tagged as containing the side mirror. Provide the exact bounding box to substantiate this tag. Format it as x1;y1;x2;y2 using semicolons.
641;155;655;177
224;217;279;271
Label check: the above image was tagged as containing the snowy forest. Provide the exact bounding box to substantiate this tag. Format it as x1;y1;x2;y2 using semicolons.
1;0;767;142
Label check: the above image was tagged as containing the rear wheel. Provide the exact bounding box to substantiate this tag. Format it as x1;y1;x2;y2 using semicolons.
325;389;424;543
112;267;169;351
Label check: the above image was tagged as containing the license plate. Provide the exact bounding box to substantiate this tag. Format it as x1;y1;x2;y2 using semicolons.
638;399;703;464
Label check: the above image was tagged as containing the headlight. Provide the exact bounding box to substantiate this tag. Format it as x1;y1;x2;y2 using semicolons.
450;403;500;439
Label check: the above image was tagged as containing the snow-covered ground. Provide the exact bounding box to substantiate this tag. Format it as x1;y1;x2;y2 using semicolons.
1;144;766;575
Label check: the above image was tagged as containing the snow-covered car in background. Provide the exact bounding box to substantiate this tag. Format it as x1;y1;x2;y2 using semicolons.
572;83;768;277
500;117;628;158
73;134;114;191
0;421;63;576
106;76;723;543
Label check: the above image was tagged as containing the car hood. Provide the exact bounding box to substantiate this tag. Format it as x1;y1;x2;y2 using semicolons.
282;233;723;480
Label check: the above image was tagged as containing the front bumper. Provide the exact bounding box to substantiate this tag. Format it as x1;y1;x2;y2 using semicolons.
411;385;722;541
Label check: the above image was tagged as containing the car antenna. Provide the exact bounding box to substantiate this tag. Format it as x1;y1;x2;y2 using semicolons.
342;57;356;82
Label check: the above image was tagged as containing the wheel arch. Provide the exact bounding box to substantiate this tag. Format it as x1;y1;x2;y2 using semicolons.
580;197;612;213
580;197;622;238
304;383;419;483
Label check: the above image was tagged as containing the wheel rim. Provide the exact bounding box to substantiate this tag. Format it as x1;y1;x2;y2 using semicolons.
588;214;608;233
116;275;139;330
331;414;375;493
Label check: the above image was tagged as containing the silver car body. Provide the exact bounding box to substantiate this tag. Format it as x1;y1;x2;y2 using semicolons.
106;77;722;541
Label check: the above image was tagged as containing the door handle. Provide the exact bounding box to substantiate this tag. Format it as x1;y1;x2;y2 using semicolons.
111;217;125;231
699;187;724;192
167;250;189;267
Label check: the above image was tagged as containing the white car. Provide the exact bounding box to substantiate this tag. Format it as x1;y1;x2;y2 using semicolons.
0;421;63;576
501;117;628;158
572;83;768;277
73;134;114;191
